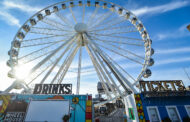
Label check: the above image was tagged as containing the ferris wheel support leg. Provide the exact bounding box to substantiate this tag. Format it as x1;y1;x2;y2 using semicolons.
123;93;139;122
4;81;31;93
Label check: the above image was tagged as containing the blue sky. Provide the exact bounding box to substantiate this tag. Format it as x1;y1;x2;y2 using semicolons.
0;0;190;93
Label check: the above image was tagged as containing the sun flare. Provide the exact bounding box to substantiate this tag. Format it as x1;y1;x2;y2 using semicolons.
14;64;32;80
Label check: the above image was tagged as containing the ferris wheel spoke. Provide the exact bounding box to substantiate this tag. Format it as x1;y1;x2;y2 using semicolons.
49;35;80;84
89;11;113;29
76;46;82;95
18;42;60;62
91;36;144;59
85;44;112;99
88;34;137;83
89;35;144;47
42;18;73;31
22;50;55;64
89;25;134;32
85;34;136;93
29;30;75;36
31;27;74;33
29;35;77;75
89;33;143;41
69;6;77;24
93;41;143;65
57;45;79;84
21;40;63;48
40;41;75;84
27;60;54;85
88;44;122;96
90;17;126;31
87;6;99;26
88;29;138;36
50;46;75;84
21;35;63;42
55;12;74;27
82;3;85;23
51;44;79;84
103;51;136;83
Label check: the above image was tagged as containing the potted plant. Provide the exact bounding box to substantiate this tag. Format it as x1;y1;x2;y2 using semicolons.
62;114;70;122
162;117;171;122
183;116;190;122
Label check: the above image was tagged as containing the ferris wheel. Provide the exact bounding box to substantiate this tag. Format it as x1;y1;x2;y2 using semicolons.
6;0;154;105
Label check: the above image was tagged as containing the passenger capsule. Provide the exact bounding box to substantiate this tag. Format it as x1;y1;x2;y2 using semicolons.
141;30;147;39
137;23;143;31
144;39;152;47
150;48;154;56
149;58;154;66
118;8;123;15
125;12;130;19
23;25;30;32
45;9;51;15
53;6;58;12
7;59;17;67
12;40;21;48
30;19;36;26
111;5;115;11
62;4;66;9
79;1;82;6
103;3;107;9
17;32;25;39
87;1;90;7
143;69;151;78
95;2;99;7
131;17;137;24
8;70;15;78
70;2;74;7
8;49;18;57
37;14;43;20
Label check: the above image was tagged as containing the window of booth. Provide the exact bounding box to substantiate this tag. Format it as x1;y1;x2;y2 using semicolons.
185;105;190;117
147;106;161;122
166;106;181;122
0;100;2;106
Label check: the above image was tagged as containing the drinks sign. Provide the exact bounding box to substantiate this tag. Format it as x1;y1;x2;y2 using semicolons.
33;84;72;94
139;80;186;92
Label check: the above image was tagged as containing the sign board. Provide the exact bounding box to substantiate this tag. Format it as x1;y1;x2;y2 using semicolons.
140;80;186;92
4;112;25;122
33;84;72;94
25;100;70;122
128;108;135;120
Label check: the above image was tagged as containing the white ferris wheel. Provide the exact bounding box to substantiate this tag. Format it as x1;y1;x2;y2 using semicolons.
6;0;154;106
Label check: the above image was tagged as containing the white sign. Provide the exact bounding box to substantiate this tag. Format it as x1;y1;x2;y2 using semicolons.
25;100;70;122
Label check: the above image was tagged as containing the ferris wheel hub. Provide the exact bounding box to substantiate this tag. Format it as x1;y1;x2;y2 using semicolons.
74;23;88;33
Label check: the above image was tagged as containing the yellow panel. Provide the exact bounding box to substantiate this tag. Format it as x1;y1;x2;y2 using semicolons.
86;120;92;122
86;106;92;112
86;100;92;106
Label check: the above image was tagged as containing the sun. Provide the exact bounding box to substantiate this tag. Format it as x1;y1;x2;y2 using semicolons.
14;64;32;81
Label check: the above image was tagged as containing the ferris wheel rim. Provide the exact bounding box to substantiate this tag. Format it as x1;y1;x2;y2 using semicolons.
7;0;153;105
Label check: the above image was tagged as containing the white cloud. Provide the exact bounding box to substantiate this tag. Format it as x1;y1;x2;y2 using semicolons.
147;68;190;86
156;57;190;66
155;23;190;40
156;47;190;55
132;1;190;16
0;0;42;27
3;1;41;14
0;62;13;91
0;11;21;27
